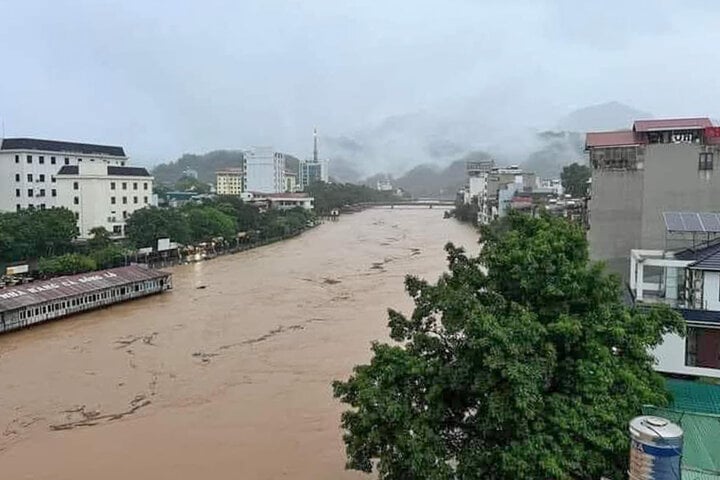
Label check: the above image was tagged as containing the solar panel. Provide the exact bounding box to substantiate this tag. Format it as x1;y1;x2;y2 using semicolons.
681;212;704;232
664;212;685;231
700;213;720;233
664;212;720;233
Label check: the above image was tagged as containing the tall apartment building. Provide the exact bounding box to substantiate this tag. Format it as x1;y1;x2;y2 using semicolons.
0;138;127;212
586;118;720;277
216;168;245;195
299;160;328;189
55;163;152;238
245;147;284;193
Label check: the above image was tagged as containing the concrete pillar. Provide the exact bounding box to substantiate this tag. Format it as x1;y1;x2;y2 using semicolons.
636;262;644;301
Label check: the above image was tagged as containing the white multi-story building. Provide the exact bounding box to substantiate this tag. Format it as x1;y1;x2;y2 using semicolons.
0;138;128;212
55;162;153;239
629;212;720;379
298;159;329;190
246;147;285;193
216;168;245;195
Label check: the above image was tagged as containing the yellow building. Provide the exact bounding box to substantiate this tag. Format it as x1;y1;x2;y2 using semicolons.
216;168;245;195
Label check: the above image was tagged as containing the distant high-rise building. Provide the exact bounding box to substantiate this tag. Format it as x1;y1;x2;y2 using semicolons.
299;128;329;189
245;147;285;193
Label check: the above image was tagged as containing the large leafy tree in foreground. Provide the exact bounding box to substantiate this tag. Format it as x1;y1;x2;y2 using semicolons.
333;213;684;480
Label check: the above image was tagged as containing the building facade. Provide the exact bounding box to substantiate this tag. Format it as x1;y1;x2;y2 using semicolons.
56;163;153;238
299;159;329;189
630;235;720;378
246;147;285;193
216;168;245;195
586;118;720;277
0;138;127;212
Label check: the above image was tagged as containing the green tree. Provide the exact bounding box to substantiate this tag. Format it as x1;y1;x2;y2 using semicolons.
88;226;112;250
38;253;96;276
185;206;236;243
561;162;591;198
175;175;211;194
333;213;684;480
0;207;77;262
125;207;190;247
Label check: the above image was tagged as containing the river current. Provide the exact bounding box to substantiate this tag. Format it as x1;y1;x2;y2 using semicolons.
0;208;479;479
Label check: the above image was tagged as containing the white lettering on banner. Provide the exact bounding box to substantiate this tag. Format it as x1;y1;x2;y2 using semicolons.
0;270;138;303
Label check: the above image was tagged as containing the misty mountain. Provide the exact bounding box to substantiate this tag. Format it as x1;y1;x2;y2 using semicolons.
325;100;652;181
556;101;652;132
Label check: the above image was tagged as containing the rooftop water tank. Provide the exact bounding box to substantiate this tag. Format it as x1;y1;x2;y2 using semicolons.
628;416;683;480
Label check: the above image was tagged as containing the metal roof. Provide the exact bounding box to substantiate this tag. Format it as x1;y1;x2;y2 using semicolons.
0;266;169;313
664;212;720;234
633;117;713;132
1;138;126;157
585;130;640;148
56;165;151;177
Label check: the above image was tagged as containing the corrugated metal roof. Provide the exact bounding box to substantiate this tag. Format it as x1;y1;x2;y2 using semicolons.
585;130;640;148
633;117;713;132
0;266;169;313
0;138;126;157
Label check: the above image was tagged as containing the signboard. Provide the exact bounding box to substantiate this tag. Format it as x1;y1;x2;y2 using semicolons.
5;264;29;276
706;127;720;138
157;238;171;252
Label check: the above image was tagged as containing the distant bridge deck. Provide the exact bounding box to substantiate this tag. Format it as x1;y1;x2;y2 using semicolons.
359;200;455;208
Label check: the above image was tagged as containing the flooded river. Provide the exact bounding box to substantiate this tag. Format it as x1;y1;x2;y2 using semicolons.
0;208;479;480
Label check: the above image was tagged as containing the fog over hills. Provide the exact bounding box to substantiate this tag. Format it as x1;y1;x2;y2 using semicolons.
326;101;654;184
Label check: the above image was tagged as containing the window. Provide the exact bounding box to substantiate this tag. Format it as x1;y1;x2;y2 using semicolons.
113;225;122;234
122;196;127;204
27;173;33;182
74;212;79;220
39;156;45;164
133;182;138;190
40;204;45;210
699;152;714;171
122;182;127;190
39;189;45;197
111;196;116;204
15;173;20;182
51;176;56;183
64;157;69;165
27;189;33;197
133;196;138;204
686;326;720;369
16;204;20;211
14;155;19;163
26;155;32;164
110;182;116;190
123;211;128;219
15;189;20;197
143;182;148;190
73;196;79;205
144;196;148;204
73;181;80;190
39;174;45;182
51;156;56;165
51;189;56;197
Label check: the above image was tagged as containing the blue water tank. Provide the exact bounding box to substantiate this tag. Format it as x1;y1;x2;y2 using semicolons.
629;416;683;480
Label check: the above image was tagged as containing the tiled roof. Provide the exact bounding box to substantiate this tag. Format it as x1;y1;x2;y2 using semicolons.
585;130;641;148
675;240;720;270
633;117;713;132
56;166;151;177
677;308;720;324
0;266;169;313
1;138;125;157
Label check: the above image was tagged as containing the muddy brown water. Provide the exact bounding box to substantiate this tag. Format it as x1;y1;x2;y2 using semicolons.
0;208;479;480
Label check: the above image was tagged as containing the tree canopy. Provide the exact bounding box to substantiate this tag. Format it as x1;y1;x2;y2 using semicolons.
333;212;684;480
0;208;78;263
306;181;397;214
560;162;591;198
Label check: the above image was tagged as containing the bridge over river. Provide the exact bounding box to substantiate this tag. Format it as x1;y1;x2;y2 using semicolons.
360;199;455;209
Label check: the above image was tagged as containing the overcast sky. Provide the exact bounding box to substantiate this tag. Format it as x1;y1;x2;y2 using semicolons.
1;0;719;166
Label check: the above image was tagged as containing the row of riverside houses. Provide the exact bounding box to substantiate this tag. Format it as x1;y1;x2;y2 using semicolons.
586;116;720;379
0;138;153;239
